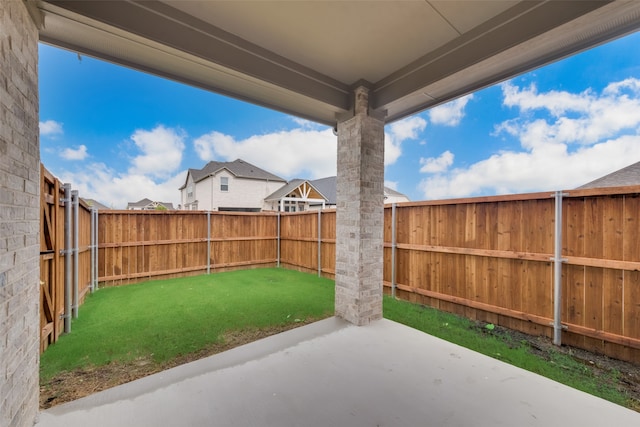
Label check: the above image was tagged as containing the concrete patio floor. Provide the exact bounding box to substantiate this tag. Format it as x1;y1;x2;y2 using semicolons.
37;317;640;427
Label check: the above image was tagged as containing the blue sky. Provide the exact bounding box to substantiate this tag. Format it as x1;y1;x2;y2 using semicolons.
39;30;640;209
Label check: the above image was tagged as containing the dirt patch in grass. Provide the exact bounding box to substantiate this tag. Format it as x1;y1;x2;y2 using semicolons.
40;320;315;409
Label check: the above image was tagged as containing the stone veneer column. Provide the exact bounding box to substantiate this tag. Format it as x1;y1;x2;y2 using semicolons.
0;1;41;426
335;86;385;325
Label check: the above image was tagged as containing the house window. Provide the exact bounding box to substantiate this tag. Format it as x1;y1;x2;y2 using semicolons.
187;184;193;198
283;200;298;212
220;176;229;192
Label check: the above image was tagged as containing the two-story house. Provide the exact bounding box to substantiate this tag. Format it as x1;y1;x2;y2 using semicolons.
179;159;287;211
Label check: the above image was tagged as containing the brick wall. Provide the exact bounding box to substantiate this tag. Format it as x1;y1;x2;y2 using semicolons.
0;1;41;426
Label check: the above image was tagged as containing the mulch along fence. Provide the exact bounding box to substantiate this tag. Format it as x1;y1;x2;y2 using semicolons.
40;166;640;362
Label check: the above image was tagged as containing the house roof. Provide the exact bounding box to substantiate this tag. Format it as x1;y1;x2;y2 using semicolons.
577;161;640;189
127;198;153;208
264;179;327;202
268;176;408;205
81;198;110;210
384;187;408;198
38;1;640;126
309;177;339;205
181;159;286;189
127;198;175;210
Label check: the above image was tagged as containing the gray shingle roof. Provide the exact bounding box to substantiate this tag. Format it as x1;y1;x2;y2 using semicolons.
577;161;640;189
81;198;110;210
309;177;337;204
127;198;174;210
127;198;153;208
182;159;286;189
264;179;307;201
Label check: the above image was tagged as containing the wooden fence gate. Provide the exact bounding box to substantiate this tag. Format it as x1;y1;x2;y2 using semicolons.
39;165;94;351
40;165;63;351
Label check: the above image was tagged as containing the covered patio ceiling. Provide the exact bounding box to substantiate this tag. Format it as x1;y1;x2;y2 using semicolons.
37;1;640;127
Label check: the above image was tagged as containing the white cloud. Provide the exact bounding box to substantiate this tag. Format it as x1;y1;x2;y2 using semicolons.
418;79;640;200
129;125;186;179
290;117;326;130
194;127;337;179
50;125;188;209
419;151;454;173
40;120;63;137
193;118;429;178
389;116;427;141
428;94;474;126
419;136;640;200
59;163;186;209
500;80;640;148
60;144;88;161
385;116;427;165
501;82;590;116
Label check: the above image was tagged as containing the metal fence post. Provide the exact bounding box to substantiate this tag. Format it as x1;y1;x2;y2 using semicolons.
91;207;98;292
391;203;397;299
207;211;211;275
317;209;322;277
72;190;79;319
94;207;99;290
63;183;72;333
551;191;567;346
90;207;95;293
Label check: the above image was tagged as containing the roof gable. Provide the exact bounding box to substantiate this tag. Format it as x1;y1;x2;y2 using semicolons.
265;179;327;201
275;176;409;205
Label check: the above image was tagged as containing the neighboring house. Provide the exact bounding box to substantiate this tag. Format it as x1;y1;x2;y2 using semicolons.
577;160;640;189
82;198;110;210
265;176;410;212
127;198;174;210
180;160;410;212
179;159;287;211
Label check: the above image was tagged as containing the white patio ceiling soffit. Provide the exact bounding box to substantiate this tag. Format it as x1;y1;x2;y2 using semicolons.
37;1;640;126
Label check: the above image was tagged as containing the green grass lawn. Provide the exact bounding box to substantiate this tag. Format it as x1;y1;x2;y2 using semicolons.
40;268;632;409
40;268;335;381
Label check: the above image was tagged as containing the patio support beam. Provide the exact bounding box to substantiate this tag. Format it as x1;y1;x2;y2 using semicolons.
335;86;385;326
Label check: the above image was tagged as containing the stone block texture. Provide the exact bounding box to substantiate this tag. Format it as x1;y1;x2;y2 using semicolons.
335;87;385;325
0;1;41;426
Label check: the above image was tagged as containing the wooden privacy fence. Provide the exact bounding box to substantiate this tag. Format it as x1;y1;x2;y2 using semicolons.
41;175;640;362
278;210;336;276
382;188;640;362
40;165;96;351
98;210;278;285
276;187;640;363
